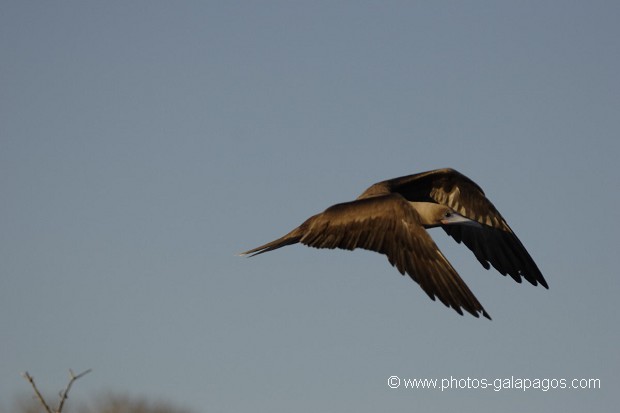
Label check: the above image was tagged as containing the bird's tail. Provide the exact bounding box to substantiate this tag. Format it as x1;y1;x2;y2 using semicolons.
239;227;303;257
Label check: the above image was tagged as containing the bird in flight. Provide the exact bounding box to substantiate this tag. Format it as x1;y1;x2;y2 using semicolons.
240;168;548;319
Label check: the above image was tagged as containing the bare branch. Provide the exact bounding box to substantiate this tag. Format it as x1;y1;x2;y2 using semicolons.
21;372;53;413
57;369;92;413
21;369;92;413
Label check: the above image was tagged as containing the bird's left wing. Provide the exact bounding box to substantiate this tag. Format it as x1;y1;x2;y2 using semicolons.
368;168;548;288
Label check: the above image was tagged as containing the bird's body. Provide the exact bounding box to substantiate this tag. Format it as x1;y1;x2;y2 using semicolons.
241;168;547;319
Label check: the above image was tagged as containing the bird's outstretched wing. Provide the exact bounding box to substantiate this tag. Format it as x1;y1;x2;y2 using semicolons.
243;193;490;319
360;168;548;288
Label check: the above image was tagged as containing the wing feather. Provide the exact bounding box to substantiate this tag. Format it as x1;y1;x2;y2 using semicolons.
298;194;490;318
360;168;548;289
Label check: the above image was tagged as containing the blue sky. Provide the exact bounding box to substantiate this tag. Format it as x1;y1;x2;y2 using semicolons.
1;1;618;412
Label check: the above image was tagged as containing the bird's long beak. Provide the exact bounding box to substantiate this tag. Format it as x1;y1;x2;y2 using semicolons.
441;213;482;227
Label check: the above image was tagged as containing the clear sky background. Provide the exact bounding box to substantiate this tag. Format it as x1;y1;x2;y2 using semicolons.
1;1;618;412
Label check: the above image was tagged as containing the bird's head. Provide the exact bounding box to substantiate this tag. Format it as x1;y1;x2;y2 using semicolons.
437;205;481;227
413;202;481;228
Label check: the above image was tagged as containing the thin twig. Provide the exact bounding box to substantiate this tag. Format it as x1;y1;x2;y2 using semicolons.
57;369;92;413
21;372;53;413
22;368;92;413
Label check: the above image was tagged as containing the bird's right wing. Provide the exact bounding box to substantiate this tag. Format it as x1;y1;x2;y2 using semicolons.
298;194;490;319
